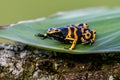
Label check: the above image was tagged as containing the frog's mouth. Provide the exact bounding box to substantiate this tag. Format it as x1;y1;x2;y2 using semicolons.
47;32;65;40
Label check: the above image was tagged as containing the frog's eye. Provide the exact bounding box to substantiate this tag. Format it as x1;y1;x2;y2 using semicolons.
48;28;56;32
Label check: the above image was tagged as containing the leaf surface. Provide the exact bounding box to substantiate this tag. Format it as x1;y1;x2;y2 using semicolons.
0;8;120;54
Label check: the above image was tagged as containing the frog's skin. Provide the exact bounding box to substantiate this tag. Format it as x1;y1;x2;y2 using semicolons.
36;23;96;50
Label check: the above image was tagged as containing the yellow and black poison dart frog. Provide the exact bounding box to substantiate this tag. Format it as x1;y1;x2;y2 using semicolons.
36;23;96;50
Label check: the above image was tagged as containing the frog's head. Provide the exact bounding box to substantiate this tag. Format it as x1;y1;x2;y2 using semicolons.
35;27;62;39
47;28;61;34
45;27;64;40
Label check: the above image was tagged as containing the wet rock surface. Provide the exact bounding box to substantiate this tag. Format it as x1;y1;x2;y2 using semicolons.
0;43;120;80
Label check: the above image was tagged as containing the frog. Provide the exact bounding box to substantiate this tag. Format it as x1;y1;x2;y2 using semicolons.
35;23;96;50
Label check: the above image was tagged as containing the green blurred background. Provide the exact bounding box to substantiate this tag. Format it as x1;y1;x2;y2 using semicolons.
0;0;120;26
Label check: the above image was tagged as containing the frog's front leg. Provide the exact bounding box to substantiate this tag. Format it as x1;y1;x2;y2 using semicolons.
69;27;78;50
35;33;48;39
69;39;77;50
65;27;78;50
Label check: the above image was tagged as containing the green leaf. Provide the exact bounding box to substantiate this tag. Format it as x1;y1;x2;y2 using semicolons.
0;8;120;54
